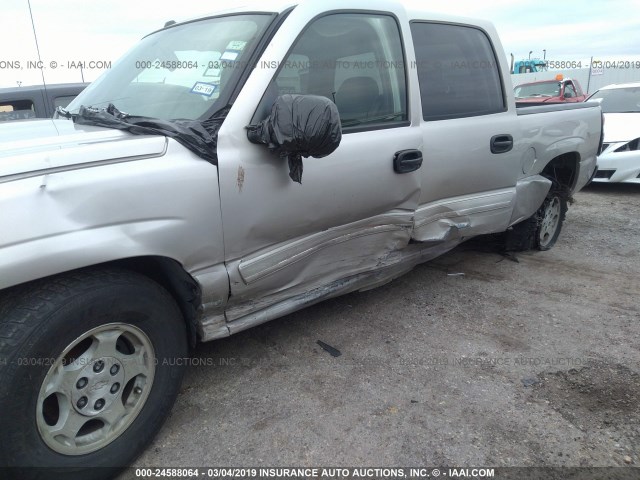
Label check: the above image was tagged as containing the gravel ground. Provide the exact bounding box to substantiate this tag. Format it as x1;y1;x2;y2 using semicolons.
126;183;640;473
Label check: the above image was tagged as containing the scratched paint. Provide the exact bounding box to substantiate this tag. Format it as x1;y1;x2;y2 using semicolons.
236;165;245;192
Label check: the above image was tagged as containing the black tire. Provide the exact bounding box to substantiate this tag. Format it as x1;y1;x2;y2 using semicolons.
0;268;188;480
505;187;568;252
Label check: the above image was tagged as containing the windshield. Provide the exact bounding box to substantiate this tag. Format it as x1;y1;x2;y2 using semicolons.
588;86;640;113
66;14;273;120
514;81;560;98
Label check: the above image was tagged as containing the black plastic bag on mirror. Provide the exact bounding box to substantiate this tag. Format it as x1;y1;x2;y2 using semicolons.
247;94;342;183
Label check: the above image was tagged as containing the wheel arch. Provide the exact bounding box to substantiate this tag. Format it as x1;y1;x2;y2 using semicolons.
541;151;580;193
1;256;203;347
109;257;202;347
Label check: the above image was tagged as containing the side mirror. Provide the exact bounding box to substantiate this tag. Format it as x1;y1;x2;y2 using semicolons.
247;94;342;183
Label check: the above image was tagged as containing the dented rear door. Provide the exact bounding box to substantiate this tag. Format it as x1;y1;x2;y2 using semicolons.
409;20;521;242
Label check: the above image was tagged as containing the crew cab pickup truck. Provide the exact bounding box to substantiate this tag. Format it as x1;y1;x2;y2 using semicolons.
0;1;602;477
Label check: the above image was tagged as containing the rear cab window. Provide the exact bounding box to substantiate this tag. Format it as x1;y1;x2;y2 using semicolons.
410;22;505;121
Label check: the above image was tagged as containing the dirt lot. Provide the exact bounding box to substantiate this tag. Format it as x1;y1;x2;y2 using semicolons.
128;183;640;471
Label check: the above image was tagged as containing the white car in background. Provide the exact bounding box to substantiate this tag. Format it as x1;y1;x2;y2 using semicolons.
588;82;640;183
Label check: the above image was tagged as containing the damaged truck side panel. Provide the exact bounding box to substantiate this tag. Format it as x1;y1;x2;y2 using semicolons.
0;0;603;475
0;121;228;312
209;1;600;338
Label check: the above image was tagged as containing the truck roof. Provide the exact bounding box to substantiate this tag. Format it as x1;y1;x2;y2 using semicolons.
157;0;496;35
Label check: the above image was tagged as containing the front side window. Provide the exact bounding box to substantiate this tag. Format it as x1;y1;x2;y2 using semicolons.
411;22;505;121
66;14;273;120
254;13;408;129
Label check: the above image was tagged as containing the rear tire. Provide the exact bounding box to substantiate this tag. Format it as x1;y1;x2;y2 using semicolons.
505;186;568;252
536;193;567;250
0;269;188;480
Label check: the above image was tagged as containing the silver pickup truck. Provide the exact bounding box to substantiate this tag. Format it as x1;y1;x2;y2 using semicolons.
0;0;601;477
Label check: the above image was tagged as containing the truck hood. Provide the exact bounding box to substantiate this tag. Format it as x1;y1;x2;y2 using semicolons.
602;113;640;143
0;119;167;179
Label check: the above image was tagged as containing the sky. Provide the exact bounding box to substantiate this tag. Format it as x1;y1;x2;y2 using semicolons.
1;0;640;88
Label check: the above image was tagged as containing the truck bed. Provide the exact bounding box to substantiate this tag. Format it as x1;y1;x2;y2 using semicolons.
516;102;598;114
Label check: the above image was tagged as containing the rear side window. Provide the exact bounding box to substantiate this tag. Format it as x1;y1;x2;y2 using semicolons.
410;22;505;121
253;13;407;130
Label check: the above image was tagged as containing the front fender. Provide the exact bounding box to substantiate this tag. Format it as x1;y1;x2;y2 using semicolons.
0;142;224;290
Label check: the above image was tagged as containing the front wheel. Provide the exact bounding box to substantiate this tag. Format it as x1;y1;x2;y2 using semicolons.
0;269;188;480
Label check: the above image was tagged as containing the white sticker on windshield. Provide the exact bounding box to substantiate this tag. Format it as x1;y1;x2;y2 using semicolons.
191;82;217;97
220;51;239;61
226;40;247;51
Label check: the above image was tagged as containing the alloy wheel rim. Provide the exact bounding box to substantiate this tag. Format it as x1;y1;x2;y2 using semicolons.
539;196;561;248
36;323;155;455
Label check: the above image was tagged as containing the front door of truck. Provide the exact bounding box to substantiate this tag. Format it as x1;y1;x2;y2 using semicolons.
216;10;423;324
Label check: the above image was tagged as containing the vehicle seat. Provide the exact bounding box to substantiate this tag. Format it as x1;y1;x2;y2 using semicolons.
335;76;380;121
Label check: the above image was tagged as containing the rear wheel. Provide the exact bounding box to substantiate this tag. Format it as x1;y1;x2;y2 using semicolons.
537;193;565;250
0;269;188;480
505;187;568;252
